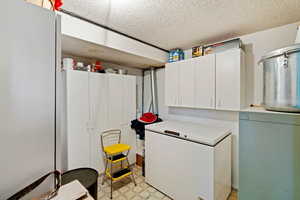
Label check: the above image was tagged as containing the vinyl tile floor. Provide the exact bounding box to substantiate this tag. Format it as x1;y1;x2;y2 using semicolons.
98;165;237;200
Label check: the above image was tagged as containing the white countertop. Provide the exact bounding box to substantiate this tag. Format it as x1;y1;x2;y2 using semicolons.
146;120;232;146
240;107;300;116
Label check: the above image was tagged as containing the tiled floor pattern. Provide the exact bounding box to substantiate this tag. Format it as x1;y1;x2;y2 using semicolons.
98;166;237;200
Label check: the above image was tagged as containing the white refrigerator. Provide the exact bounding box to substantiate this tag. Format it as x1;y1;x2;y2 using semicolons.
0;0;59;199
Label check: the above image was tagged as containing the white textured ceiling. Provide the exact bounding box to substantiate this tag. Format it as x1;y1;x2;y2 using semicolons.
63;0;300;50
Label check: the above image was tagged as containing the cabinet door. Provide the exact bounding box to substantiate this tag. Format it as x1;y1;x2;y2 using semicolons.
66;70;90;170
145;131;214;200
121;76;137;164
239;113;300;200
194;54;216;109
0;2;57;197
216;49;241;110
121;125;137;165
179;60;195;107
107;74;123;129
122;75;136;125
106;74;137;165
165;62;180;106
89;73;108;172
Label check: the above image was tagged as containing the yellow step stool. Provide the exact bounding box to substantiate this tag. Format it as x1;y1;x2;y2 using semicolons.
101;130;136;199
104;143;131;156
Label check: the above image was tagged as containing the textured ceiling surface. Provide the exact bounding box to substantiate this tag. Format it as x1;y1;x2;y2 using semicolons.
63;0;300;50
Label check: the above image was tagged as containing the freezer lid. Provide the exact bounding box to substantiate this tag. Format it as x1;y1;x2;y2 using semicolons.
145;120;231;146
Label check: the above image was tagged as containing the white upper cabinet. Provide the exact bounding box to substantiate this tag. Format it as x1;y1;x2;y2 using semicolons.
165;54;216;109
179;59;195;107
165;62;180;106
165;48;245;111
194;54;216;109
216;49;245;111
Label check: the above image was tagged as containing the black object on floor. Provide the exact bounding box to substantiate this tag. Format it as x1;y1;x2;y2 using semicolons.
61;168;98;199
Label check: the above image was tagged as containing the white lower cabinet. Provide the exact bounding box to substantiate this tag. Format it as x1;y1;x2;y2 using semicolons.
107;74;124;129
89;73;108;172
66;70;137;172
121;125;137;164
66;70;91;170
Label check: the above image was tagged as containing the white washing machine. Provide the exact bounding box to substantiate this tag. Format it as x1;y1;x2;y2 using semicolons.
145;120;232;200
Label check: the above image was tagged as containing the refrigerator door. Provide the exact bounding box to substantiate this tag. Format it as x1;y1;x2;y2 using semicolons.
0;0;56;199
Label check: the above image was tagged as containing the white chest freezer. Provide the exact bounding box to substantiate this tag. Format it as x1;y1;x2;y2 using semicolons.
145;120;232;200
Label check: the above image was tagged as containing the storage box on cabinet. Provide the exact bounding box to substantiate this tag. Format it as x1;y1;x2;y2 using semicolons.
165;48;245;111
66;70;137;172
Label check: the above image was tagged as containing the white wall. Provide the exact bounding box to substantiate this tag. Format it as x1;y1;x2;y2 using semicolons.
144;22;300;189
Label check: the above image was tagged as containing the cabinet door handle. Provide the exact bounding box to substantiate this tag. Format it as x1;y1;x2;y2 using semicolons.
164;130;180;136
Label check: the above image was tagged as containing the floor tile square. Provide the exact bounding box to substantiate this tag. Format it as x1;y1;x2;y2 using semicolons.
139;190;150;199
124;190;136;199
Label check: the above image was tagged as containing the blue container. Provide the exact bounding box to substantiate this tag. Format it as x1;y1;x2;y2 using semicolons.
168;49;184;63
